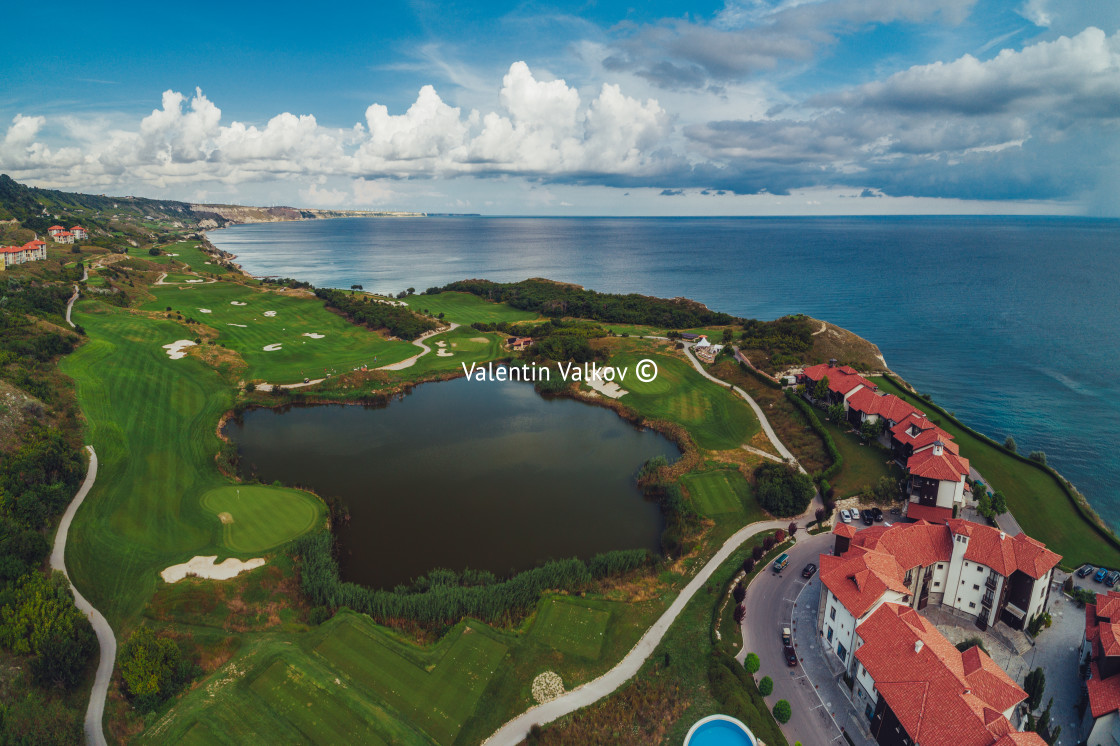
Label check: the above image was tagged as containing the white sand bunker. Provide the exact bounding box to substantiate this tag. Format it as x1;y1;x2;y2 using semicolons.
231;301;247;306
163;340;197;360
585;375;628;399
436;349;453;357
532;671;565;704
263;310;277;317
435;341;447;347
160;555;265;583
227;323;247;327
186;279;204;284
166;253;179;256
263;343;282;352
302;333;325;339
204;261;212;264
199;308;212;314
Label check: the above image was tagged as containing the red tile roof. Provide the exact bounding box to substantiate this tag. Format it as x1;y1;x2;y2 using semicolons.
48;225;64;230
908;445;970;481
905;503;953;524
801;363;877;397
819;546;910;618
1088;662;1120;718
856;603;1031;746
946;519;1061;579
1;246;26;254
847;388;923;424
1085;592;1120;719
892;413;957;451
833;523;858;539
71;226;84;230
851;519;953;572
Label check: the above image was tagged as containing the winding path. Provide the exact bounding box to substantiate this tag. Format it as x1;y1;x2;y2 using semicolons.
377;323;461;370
482;518;793;746
50;446;113;746
64;265;88;329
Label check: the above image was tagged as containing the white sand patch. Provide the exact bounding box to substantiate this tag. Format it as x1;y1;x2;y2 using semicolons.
302;333;325;339
435;341;447;347
263;310;277;317
263;343;282;352
436;349;453;357
199;308;211;314
186;279;204;283
160;555;265;583
204;261;212;264
231;301;247;306
227;323;247;327
585;375;628;399
163;340;197;360
166;253;179;256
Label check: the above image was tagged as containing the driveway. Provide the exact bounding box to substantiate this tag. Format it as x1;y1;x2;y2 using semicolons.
737;531;872;746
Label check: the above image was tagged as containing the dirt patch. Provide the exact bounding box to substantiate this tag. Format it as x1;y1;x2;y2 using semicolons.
470;337;489;343
217;512;234;524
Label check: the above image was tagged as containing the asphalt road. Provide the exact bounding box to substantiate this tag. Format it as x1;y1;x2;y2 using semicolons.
49;446;113;746
737;531;844;746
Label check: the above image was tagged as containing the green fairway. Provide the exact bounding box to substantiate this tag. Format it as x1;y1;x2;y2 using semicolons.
141;282;418;380
681;468;765;523
150;240;231;275
530;598;611;660
406;291;541;326
200;485;322;553
605;343;760;450
872;376;1120;569
819;418;903;498
58;302;322;627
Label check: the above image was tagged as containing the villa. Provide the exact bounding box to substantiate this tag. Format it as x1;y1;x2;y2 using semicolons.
0;241;49;269
799;360;877;406
71;225;88;239
506;336;533;350
1079;590;1120;743
47;225;66;237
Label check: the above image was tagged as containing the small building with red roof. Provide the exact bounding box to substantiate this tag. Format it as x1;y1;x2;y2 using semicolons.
54;230;74;244
47;225;65;237
71;226;88;240
853;602;1042;746
1082;590;1120;743
799;359;878;406
905;440;970;520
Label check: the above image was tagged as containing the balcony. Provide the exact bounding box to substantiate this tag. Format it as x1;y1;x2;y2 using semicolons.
981;592;994;608
985;575;998;590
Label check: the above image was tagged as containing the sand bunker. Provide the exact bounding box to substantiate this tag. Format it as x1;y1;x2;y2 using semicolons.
231;301;247;306
217;512;233;524
166;253;179;256
263;310;277;317
585;376;628;399
302;333;325;339
160;555;265;583
204;261;212;265
435;341;447;347
163;340;197;360
186;279;204;284
199;308;211;314
227;323;247;327
263;343;282;352
436;349;453;357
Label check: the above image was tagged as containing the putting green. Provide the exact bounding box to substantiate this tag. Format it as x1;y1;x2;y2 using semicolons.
200;485;323;553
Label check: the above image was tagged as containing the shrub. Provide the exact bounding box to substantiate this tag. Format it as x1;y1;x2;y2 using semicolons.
148;247;160;256
1070;587;1096;607
733;604;746;624
742;558;756;574
733;582;746;603
788;522;798;536
118;626;197;712
1004;435;1018;453
759;676;774;696
752;545;764;561
773;699;792;723
774;529;786;543
1029;451;1047;466
955;636;989;655
754;461;815;517
745;653;761;673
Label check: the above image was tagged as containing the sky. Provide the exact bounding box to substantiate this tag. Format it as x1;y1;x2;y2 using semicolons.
0;0;1117;215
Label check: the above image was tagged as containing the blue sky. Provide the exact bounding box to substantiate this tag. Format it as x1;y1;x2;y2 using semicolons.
1;0;1117;215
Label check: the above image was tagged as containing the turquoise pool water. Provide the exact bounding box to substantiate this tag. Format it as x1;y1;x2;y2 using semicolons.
684;715;756;746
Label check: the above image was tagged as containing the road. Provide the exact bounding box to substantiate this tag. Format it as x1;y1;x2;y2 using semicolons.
49;446;113;746
378;322;461;370
737;531;845;746
481;518;795;746
65;265;87;328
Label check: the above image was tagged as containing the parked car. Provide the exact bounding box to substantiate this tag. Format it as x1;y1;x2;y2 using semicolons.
889;507;901;517
861;509;874;526
1096;567;1110;583
782;627;792;646
1078;565;1096;578
773;553;790;573
871;507;884;522
1108;571;1120;588
802;563;818;579
840;509;853;524
784;645;798;667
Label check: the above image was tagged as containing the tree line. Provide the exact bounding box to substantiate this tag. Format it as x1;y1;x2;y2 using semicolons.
315;287;439;340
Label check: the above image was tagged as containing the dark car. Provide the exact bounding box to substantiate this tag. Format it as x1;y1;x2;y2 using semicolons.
889;507;901;516
784;645;798;667
861;509;874;526
802;563;818;579
1078;565;1095;578
871;507;884;522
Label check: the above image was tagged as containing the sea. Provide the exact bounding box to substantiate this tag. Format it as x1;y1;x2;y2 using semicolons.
209;216;1120;531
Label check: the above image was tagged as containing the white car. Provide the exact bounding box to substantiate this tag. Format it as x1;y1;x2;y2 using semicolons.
840;509;853;523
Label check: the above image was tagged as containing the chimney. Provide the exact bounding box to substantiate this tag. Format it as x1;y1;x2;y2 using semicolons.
933;440;944;456
828;358;838;368
999;531;1006;541
915;640;924;653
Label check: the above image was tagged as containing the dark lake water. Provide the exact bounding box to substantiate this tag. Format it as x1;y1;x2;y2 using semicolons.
211;216;1120;530
223;376;679;588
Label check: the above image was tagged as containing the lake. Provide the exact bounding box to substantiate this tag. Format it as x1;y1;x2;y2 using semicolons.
223;376;679;588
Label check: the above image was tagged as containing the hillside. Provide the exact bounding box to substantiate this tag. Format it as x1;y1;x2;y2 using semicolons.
735;314;887;375
191;203;425;223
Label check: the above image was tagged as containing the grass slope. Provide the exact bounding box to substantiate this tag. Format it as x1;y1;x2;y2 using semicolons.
872;376;1120;569
681;469;765;525
141;282;418;380
59;303;323;627
406;291;540;326
818;418;903;498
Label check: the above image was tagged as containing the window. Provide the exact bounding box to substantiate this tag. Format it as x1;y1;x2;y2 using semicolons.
837;642;848;662
934;581;941;588
866;703;874;721
977;566;984;573
969;602;976;608
830;607;836;621
973;584;980;590
827;626;833;642
937;563;945;569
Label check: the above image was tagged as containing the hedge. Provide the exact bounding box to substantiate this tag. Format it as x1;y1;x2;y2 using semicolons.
785;390;843;482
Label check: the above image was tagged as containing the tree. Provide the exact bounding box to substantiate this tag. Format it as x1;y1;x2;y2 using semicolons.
991;491;1008;515
762;535;776;551
118;626;196;712
1029;451;1047;466
1004;435;1017;453
350;284;363;291
754;462;815;517
774;529;786;543
759;676;773;696
742;558;756;574
733;604;746;624
861;418;884;441
733;582;746;603
722;328;734;344
773;699;792;723
1024;667;1046;711
871;476;900;504
752;545;764;561
0;572;95;690
745;653;760;673
148;247;160;256
788;521;798;536
826;402;845;423
813;376;830;401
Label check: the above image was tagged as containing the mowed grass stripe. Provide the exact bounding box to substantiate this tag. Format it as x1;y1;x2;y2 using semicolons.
405;291;540;326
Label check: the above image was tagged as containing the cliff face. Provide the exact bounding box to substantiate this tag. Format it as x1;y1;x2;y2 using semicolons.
191;204;425;224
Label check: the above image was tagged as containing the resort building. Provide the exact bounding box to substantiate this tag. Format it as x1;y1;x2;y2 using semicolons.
853;603;1044;746
694;342;725;364
799;360;877;406
820;519;1060;669
55;230;74;244
47;225;66;238
904;439;970;522
0;241;49;269
71;225;88;239
844;385;923;432
506;336;533;351
1079;591;1120;743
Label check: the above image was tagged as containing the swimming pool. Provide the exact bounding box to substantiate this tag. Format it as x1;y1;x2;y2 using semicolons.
683;714;757;746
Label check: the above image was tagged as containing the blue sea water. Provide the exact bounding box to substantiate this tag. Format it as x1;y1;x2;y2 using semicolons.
209;216;1120;531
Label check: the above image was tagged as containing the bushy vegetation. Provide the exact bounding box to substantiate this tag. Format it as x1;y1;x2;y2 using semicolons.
443;278;737;328
738;316;814;367
0;571;96;690
472;317;608;362
0;675;83;744
118;626;198;712
315;287;439;340
754;462;815;517
0;427;85;529
292;531;652;627
786;391;843;481
707;653;788;746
